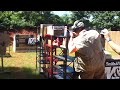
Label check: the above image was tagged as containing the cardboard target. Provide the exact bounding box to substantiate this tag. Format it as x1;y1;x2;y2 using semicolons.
0;31;10;55
0;45;6;55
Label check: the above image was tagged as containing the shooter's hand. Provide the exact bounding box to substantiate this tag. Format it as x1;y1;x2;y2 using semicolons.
100;29;111;40
100;28;109;35
70;32;78;38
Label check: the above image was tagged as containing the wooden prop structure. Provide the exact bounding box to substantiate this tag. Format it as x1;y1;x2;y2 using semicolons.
13;34;36;52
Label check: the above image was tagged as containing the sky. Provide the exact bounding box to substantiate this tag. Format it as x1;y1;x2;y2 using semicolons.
52;11;72;16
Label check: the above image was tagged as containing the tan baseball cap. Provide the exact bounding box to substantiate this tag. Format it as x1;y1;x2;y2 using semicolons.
71;20;84;30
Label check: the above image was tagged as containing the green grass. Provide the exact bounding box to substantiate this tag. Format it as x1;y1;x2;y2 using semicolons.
0;46;44;79
0;46;75;79
0;45;118;79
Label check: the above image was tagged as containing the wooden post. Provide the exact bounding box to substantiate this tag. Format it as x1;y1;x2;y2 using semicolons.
1;54;4;72
0;31;11;74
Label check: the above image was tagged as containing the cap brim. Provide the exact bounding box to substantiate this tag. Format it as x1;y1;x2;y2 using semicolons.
71;25;75;29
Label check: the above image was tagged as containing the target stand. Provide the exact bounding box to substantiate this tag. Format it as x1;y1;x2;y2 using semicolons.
0;44;11;74
0;54;11;74
0;31;11;74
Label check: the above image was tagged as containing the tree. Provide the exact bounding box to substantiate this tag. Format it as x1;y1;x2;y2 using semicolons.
69;11;120;30
0;11;29;28
70;11;92;28
0;11;65;29
60;14;72;24
90;11;120;30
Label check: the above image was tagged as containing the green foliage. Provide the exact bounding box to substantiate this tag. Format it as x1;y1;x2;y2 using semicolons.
68;11;120;30
60;14;72;24
0;11;120;30
0;11;65;29
70;11;92;28
70;11;91;22
89;11;120;29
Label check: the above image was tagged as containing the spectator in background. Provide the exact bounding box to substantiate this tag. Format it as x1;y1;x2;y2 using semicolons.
101;29;120;55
